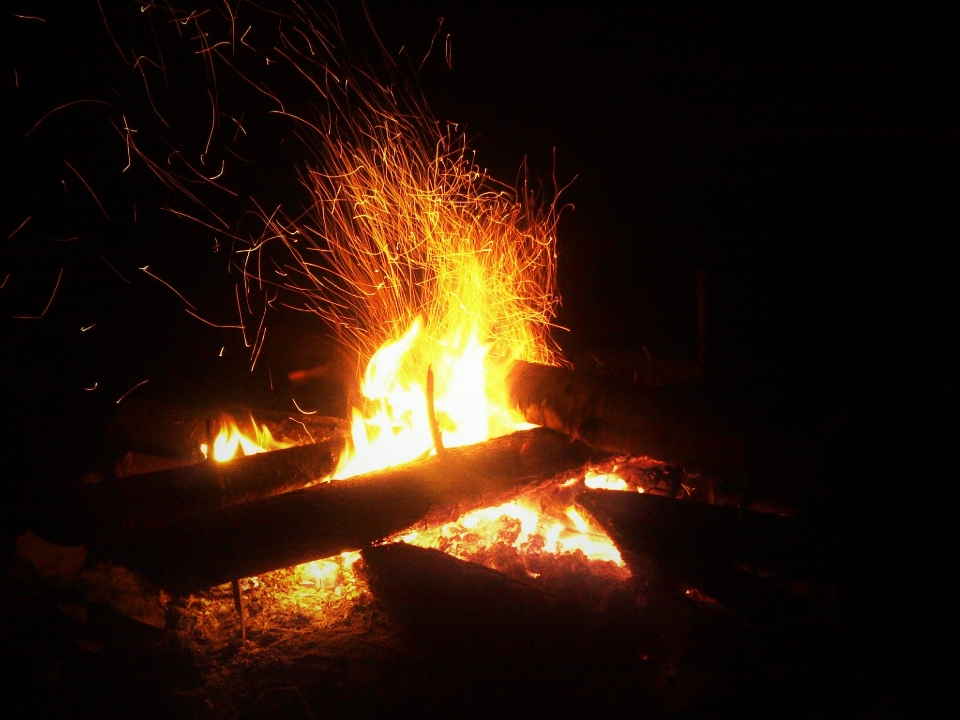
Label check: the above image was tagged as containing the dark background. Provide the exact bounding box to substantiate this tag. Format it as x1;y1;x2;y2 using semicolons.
1;1;956;529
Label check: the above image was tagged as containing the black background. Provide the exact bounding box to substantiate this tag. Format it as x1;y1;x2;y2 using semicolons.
1;2;958;715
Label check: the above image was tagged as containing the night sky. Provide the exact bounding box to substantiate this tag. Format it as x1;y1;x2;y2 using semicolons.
1;2;957;533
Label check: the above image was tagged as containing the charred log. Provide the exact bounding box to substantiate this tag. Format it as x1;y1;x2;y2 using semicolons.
577;490;829;581
506;361;825;507
107;398;346;460
102;428;607;593
362;542;577;650
361;542;640;663
577;490;825;630
74;437;345;536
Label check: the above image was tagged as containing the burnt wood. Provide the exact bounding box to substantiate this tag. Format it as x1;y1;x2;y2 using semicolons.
75;437;344;536
577;490;826;629
103;427;607;592
576;490;826;581
107;398;346;460
361;542;640;663
506;360;824;504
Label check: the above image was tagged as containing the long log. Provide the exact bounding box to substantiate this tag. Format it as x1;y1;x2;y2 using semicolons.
362;542;580;652
107;398;346;460
506;361;824;504
102;427;607;592
75;436;344;536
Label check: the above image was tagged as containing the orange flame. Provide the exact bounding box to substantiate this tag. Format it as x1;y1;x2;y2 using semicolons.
235;21;630;579
200;417;288;463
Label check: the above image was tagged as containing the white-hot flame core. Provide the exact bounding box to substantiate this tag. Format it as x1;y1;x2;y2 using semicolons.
333;318;529;479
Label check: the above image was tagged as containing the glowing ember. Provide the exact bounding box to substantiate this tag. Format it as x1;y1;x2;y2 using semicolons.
296;551;362;593
585;469;641;492
398;469;629;574
200;417;289;462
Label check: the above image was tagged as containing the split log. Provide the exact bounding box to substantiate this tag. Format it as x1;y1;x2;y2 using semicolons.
107;398;346;460
75;437;344;536
103;427;607;592
506;361;824;505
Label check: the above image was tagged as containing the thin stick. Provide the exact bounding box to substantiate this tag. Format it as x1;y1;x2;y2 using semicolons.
231;579;246;641
205;417;216;461
426;365;445;456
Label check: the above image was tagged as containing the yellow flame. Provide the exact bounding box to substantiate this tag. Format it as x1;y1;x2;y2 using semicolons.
584;469;630;492
333;317;531;478
258;79;559;479
297;551;362;591
200;417;288;463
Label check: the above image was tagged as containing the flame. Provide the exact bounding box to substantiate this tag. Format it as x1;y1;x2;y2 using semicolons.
296;551;362;593
233;22;631;580
333;317;534;478
200;417;288;463
584;469;632;492
252;70;560;479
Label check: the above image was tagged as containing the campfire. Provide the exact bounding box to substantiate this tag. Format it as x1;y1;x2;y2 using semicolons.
11;3;907;717
16;0;721;635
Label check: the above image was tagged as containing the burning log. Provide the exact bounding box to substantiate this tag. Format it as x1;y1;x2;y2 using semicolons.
104;427;607;592
507;361;823;504
362;542;578;648
107;398;346;460
74;437;344;536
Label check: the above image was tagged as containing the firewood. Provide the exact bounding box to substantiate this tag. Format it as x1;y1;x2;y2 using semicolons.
362;543;584;656
75;437;344;535
102;428;608;592
577;489;823;629
576;490;823;580
506;361;747;471
506;361;824;505
361;542;640;663
107;397;346;460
